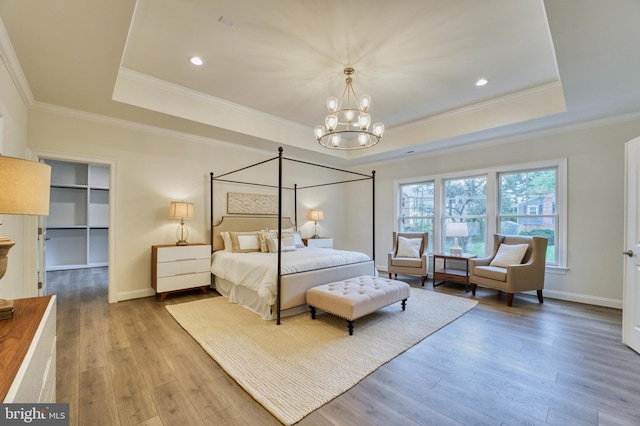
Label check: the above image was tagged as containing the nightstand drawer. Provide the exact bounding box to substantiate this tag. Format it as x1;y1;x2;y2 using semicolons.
156;244;210;262
157;272;211;293
157;258;210;278
303;237;333;248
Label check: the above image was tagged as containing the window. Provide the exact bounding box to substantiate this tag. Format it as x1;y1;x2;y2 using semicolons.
394;159;566;268
398;181;434;250
443;177;487;256
498;168;558;264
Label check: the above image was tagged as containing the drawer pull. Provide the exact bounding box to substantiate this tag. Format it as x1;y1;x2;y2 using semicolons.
175;272;197;276
176;257;197;261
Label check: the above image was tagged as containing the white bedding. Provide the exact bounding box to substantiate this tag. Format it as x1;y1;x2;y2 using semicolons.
210;247;371;305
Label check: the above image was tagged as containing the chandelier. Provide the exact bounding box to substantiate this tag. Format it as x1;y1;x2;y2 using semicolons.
314;68;384;150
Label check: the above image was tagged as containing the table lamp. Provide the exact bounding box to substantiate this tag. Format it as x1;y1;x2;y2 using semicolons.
0;155;51;319
446;222;468;256
308;209;324;238
169;201;194;246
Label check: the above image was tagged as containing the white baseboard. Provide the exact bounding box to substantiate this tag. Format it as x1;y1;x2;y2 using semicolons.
117;287;155;301
377;268;622;310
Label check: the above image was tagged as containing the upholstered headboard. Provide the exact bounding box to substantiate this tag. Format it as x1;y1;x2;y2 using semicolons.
211;216;296;251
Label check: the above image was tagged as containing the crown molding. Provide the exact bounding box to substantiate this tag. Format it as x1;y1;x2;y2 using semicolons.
0;16;34;107
116;67;308;132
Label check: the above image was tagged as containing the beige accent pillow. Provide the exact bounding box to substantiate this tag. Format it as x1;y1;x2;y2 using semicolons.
220;232;232;252
258;230;278;252
490;243;528;267
229;231;261;253
396;236;422;258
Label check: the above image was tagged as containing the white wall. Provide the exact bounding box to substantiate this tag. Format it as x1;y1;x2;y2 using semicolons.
27;108;349;301
348;117;640;308
0;52;38;300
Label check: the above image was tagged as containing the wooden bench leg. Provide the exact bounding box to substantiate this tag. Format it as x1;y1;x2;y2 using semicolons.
310;306;317;319
347;320;354;336
401;298;407;311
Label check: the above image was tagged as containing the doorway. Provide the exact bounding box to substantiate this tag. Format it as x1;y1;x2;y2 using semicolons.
35;152;116;303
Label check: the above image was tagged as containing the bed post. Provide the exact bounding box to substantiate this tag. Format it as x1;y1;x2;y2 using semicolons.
277;147;283;325
372;170;376;263
294;183;298;228
210;172;214;247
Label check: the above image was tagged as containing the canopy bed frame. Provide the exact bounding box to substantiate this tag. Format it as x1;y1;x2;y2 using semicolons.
210;147;376;324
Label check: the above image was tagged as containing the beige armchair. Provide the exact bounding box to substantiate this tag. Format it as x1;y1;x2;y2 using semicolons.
469;234;548;306
388;232;429;286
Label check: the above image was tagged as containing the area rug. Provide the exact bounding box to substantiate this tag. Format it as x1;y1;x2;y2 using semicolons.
166;288;477;425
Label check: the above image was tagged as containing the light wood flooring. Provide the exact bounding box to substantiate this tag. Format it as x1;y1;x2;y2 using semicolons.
47;268;640;425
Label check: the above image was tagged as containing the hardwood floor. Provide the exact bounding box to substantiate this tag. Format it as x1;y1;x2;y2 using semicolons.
47;268;640;425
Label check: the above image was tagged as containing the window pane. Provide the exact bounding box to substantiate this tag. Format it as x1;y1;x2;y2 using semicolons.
399;182;434;252
499;168;557;264
499;217;556;263
443;218;486;256
445;177;487;216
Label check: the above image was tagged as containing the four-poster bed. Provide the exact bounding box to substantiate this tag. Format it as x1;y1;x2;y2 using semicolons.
209;147;376;324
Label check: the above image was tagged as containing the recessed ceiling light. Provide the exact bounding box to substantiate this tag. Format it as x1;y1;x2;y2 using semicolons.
476;78;488;87
190;56;204;66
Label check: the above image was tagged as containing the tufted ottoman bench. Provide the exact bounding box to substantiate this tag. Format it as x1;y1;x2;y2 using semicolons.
306;276;410;335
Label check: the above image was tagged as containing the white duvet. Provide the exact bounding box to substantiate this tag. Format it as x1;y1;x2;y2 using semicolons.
210;247;371;305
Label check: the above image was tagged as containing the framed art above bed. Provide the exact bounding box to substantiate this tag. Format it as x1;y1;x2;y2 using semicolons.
210;147;376;324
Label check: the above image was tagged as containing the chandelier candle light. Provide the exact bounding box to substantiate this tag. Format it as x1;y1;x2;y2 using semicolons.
315;68;384;150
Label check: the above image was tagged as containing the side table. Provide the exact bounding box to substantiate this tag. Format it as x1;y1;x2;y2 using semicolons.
432;253;477;292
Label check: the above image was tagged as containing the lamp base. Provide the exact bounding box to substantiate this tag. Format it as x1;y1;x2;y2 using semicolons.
449;247;462;256
0;298;14;320
176;241;189;246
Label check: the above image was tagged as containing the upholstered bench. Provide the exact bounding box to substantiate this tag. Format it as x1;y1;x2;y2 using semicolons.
306;276;410;335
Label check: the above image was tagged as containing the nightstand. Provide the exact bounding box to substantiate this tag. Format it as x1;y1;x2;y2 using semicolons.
302;237;333;249
151;243;211;301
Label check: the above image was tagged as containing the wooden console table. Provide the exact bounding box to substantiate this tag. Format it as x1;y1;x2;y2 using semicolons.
432;253;477;292
0;295;57;402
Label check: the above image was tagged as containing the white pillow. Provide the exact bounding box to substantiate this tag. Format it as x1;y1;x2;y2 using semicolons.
396;236;422;258
267;237;296;253
229;231;261;253
292;232;305;248
220;232;232;252
490;243;528;267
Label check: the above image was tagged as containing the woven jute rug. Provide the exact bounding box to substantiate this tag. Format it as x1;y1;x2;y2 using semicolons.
166;287;477;425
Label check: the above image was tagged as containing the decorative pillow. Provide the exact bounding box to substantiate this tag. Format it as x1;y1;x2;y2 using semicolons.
396;236;422;258
281;231;305;248
490;243;528;267
258;230;279;252
267;236;296;253
229;231;261;253
220;231;232;252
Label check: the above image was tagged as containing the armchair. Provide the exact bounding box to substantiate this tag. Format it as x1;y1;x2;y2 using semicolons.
387;232;429;286
469;234;548;306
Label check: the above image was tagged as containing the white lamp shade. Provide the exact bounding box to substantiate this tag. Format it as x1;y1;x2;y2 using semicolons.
169;201;194;220
308;209;324;221
0;156;51;216
446;222;468;238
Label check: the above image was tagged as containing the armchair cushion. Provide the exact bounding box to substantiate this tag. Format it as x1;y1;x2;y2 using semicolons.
490;243;528;268
472;266;507;281
391;257;424;268
396;236;422;258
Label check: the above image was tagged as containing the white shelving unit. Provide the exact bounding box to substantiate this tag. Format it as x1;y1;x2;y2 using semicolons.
45;159;109;271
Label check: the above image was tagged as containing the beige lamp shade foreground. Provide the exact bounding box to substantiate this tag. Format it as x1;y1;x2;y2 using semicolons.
0;155;51;317
0;155;51;216
169;201;194;246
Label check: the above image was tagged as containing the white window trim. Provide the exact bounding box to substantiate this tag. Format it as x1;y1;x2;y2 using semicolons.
394;158;567;269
